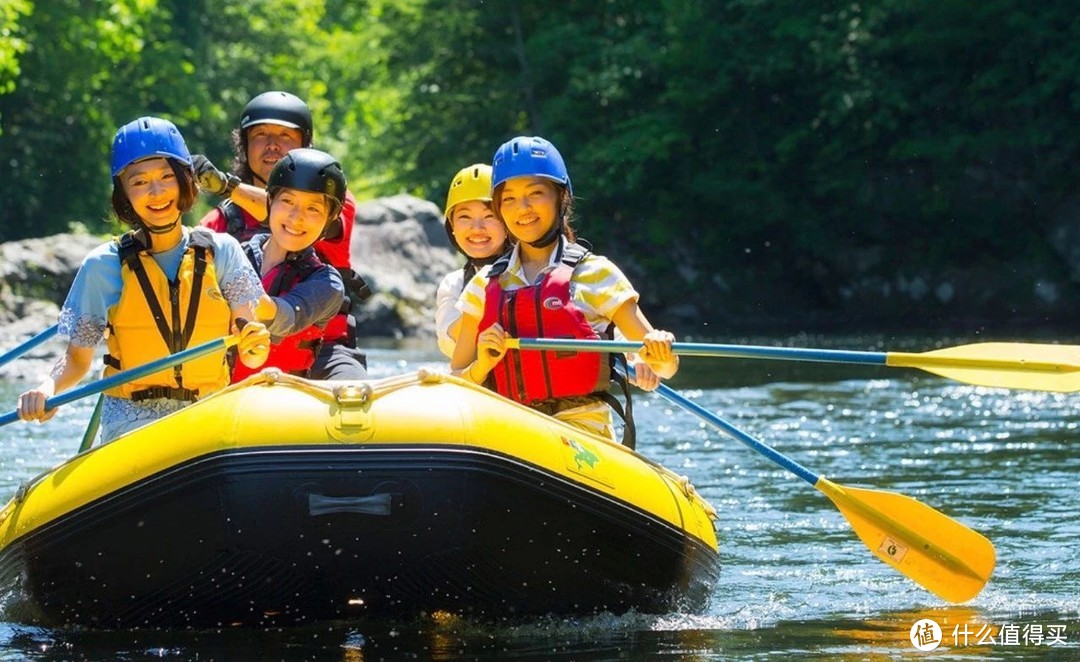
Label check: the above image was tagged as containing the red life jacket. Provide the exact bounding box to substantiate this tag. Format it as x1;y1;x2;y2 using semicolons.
219;200;370;346
232;247;325;382
478;242;610;404
219;201;267;244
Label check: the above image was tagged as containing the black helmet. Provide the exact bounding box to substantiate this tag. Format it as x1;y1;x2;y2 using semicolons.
266;148;347;219
239;91;313;146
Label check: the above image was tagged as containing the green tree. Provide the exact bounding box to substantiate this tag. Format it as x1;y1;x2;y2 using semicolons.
0;0;32;99
0;0;184;240
1;0;1078;327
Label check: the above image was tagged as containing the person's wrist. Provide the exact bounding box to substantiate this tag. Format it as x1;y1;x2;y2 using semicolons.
466;361;483;383
223;173;241;197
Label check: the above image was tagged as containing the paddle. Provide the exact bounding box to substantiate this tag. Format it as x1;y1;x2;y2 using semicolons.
0;324;59;369
0;331;243;428
634;370;995;603
77;394;105;453
506;337;1080;393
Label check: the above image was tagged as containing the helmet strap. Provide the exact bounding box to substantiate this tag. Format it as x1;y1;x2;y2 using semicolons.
524;210;565;249
469;249;504;270
142;217;181;235
525;189;569;248
244;135;269;188
463;249;505;282
527;224;561;250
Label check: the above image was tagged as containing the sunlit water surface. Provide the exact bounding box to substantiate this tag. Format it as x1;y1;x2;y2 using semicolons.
0;336;1075;660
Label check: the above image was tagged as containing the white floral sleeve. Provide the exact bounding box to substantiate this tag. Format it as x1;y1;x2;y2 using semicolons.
210;232;265;308
56;241;122;348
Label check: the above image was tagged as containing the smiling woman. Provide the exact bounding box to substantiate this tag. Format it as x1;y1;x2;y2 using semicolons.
268;189;332;253
450;136;678;443
15;117;271;444
231;147;363;382
109;119;199;237
434;163;511;359
119;159;186;231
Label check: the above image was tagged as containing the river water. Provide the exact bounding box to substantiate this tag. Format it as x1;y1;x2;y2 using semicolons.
0;335;1076;660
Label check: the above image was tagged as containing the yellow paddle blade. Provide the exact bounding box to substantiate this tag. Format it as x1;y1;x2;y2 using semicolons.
815;478;995;603
886;342;1080;392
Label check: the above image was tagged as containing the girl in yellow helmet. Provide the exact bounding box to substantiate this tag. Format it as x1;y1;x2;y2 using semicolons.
451;137;674;441
434;164;511;358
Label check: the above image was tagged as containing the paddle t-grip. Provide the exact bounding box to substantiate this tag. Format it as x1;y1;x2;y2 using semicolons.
233;317;268;356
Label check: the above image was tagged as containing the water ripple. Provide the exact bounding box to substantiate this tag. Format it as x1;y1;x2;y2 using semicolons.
0;346;1077;658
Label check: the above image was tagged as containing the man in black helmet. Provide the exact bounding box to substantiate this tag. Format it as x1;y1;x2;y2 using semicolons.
196;91;368;380
197;92;319;240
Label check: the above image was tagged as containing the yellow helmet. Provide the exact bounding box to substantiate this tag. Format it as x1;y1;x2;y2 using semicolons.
443;163;493;219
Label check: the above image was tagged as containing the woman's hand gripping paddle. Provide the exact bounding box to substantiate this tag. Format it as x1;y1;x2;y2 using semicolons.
0;328;246;428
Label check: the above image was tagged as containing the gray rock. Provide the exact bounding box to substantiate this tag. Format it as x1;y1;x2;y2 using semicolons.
350;194;461;339
0;233;102;321
0;196;461;373
0;234;102;380
0;232;104;380
0;301;67;382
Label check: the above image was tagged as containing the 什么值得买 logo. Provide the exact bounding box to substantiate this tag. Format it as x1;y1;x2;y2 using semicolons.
910;618;942;651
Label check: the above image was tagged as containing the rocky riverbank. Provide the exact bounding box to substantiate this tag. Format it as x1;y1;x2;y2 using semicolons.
5;192;1080;383
0;195;459;381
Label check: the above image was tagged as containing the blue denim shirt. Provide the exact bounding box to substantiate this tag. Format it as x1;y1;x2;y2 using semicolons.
242;235;345;342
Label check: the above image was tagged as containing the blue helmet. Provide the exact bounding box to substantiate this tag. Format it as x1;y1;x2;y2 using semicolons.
491;136;572;195
110;117;192;177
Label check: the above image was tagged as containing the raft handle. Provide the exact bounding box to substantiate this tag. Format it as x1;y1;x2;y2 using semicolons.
308;492;399;517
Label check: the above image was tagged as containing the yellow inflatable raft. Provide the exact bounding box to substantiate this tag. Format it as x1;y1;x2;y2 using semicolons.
0;369;719;627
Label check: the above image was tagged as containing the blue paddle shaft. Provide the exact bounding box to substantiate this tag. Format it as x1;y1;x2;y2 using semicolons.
654;383;820;485
0;324;60;369
514;338;888;366
0;335;233;428
621;365;820;486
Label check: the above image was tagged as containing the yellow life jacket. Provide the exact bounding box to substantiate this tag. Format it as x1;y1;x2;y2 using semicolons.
104;228;233;401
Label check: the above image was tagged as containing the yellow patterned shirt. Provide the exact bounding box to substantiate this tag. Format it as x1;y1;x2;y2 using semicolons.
456;238;638;439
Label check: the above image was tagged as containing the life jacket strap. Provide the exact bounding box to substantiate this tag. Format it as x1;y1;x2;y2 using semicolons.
182;243;209;349
336;266;373;304
527;394;605;417
129;386;200;402
602;358;637;450
118;232;174;352
524;385;634;449
296;338;322;351
221;200;250;239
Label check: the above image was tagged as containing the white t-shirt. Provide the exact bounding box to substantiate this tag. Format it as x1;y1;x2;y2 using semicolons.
434;268;466;359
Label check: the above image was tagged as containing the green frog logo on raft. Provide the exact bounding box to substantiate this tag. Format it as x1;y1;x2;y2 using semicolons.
562;437;599;470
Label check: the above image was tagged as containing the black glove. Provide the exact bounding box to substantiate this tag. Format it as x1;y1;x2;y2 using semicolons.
192;154;240;196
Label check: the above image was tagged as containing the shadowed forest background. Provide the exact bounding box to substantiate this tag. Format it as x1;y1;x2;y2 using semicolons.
1;1;1077;335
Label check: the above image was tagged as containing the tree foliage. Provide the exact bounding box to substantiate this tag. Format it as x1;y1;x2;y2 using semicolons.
0;0;32;99
0;1;1077;326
